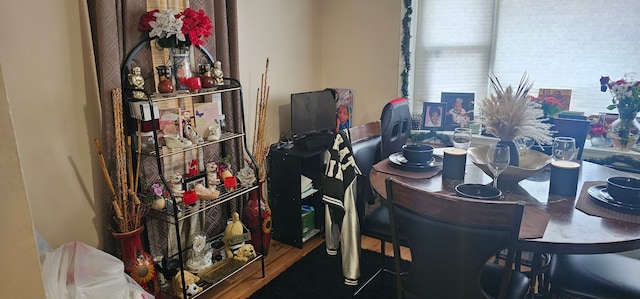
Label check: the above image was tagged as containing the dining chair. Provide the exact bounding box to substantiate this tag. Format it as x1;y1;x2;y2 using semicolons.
385;178;531;299
548;253;640;299
380;97;412;158
552;117;590;160
347;121;409;296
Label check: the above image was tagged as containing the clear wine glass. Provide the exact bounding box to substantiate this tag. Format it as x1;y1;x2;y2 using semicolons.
486;143;510;188
453;128;473;150
552;137;577;161
514;136;535;157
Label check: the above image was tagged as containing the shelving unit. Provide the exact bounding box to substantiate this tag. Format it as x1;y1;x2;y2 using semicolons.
120;38;264;299
268;144;326;248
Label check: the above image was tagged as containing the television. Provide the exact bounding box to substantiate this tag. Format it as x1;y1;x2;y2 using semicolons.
291;89;336;138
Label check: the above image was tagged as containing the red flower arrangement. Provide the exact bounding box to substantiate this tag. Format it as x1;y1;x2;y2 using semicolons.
138;8;213;49
529;95;564;118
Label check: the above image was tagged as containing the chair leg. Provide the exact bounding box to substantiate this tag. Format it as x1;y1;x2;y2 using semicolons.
354;240;388;297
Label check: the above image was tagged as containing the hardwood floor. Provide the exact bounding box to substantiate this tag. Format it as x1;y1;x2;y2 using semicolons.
199;235;410;299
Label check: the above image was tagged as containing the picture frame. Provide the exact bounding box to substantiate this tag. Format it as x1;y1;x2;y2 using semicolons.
421;102;447;130
538;88;572;111
183;173;206;191
441;92;475;130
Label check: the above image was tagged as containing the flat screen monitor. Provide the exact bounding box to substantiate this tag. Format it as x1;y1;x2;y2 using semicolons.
291;89;336;138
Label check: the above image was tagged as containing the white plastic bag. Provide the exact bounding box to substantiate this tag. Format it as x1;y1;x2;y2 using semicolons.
41;241;154;299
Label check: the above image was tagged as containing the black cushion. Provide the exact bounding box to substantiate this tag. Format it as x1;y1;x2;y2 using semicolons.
550;253;640;299
361;205;408;246
480;263;531;299
351;136;382;220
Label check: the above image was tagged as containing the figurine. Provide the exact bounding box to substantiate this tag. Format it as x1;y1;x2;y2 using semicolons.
206;162;220;186
212;60;224;86
168;173;184;198
128;66;146;100
207;122;221;141
223;212;246;258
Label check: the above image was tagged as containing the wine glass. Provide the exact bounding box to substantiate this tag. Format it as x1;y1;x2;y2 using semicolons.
552;137;577;161
453;128;473;150
486;143;510;188
514;136;535;157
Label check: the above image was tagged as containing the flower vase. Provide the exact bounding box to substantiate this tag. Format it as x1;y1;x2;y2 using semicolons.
609;105;640;151
170;47;192;90
498;140;519;167
243;180;272;256
112;226;160;298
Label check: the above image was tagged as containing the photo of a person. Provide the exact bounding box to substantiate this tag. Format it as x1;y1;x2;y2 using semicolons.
336;104;351;131
425;107;442;127
441;93;474;130
447;98;469;127
421;102;446;130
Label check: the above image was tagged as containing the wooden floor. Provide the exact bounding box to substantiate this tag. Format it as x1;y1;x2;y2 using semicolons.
199;235;411;299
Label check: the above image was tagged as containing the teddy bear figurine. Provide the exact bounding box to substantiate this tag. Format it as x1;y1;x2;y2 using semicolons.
173;270;202;299
206;162;220;186
223;212;246;259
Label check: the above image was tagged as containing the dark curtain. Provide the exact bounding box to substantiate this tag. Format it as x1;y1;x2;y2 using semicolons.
87;0;241;255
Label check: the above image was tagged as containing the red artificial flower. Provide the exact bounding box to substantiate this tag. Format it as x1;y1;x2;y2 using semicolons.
138;9;159;32
179;8;213;47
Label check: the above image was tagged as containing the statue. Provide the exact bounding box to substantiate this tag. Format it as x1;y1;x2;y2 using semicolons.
212;61;224;86
127;66;146;100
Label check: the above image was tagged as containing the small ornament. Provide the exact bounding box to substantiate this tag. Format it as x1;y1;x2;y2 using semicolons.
213;60;224;86
128;66;146;100
156;66;174;94
199;64;215;88
187;77;202;93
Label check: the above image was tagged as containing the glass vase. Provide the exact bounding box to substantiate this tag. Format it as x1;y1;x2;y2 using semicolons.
610;105;639;150
112;226;160;298
170;47;192;90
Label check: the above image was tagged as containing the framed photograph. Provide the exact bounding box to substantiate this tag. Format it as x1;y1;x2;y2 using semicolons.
538;89;572;111
183;173;206;191
421;102;447;130
441;92;475;130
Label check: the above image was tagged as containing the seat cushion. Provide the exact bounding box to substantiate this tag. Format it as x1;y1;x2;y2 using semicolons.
550;253;640;299
480;263;531;299
361;205;408;246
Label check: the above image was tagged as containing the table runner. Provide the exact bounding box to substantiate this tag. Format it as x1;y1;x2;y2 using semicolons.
373;157;442;179
576;181;640;224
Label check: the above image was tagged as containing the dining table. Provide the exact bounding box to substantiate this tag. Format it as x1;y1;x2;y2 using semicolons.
370;147;640;255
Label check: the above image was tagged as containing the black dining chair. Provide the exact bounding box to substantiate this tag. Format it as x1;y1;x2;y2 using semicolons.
347;121;409;296
385;178;531;299
532;117;591;160
548;253;640;298
380;97;412;158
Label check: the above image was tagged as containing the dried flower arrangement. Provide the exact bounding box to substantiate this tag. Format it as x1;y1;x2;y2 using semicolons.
481;74;554;145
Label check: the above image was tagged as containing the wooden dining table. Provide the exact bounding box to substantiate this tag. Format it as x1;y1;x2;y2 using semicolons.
369;147;640;254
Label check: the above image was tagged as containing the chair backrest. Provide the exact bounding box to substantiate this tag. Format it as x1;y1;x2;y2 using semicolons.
349;121;382;220
380;98;411;158
385;178;524;299
553;117;590;160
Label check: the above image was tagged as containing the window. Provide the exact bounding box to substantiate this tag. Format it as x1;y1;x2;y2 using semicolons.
411;0;640;116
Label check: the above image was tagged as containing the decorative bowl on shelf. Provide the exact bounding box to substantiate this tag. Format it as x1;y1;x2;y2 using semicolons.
468;146;551;183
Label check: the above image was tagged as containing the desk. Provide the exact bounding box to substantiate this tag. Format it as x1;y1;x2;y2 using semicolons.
370;148;640;254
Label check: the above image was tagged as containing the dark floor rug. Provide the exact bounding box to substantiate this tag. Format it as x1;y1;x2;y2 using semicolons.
248;244;409;299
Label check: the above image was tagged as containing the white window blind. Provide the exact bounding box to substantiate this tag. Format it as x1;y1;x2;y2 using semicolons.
412;0;640;116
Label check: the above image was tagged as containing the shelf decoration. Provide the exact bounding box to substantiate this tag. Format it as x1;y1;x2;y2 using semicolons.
138;8;213;91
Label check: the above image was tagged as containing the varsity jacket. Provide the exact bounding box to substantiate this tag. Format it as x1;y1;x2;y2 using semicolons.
322;130;362;286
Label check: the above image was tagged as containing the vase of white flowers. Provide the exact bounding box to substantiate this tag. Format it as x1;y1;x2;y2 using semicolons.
481;74;554;166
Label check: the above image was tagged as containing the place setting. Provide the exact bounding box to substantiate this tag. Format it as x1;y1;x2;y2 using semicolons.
579;177;640;219
373;143;444;179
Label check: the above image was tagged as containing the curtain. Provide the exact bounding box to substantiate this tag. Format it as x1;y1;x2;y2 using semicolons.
87;0;241;255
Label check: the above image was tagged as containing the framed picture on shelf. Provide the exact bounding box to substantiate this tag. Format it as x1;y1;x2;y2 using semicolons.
184;173;206;191
538;88;572;111
441;92;474;130
421;102;446;130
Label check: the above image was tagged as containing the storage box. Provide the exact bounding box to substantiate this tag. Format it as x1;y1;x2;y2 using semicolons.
301;205;315;235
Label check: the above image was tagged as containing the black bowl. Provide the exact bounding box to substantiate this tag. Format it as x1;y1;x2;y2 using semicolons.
402;144;434;164
455;183;502;200
607;177;640;205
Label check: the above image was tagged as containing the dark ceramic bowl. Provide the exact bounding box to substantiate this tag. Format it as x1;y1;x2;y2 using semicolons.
455;183;502;200
607;177;640;205
402;144;434;164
